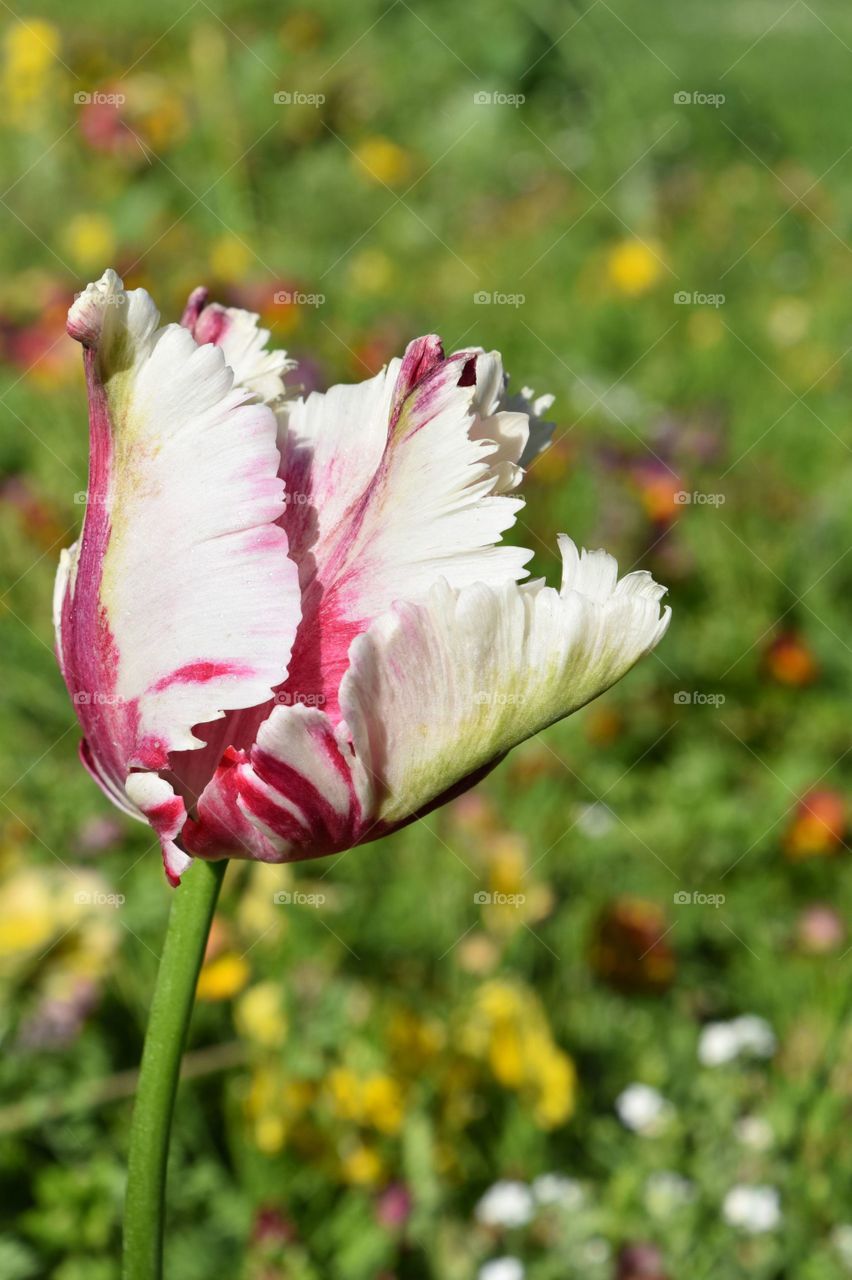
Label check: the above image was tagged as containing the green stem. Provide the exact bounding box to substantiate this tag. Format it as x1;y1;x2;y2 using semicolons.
123;858;228;1280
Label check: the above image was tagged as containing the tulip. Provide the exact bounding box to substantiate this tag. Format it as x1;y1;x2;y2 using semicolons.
57;269;669;888
57;269;670;1278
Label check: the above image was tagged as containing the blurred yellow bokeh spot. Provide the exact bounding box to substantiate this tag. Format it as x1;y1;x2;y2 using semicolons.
607;237;664;296
340;1143;384;1186
235;980;288;1048
353;136;412;187
63;213;117;270
2;20;61;123
209;234;254;282
196;950;250;1001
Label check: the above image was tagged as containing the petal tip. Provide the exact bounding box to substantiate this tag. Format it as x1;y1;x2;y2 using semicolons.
67;268;124;346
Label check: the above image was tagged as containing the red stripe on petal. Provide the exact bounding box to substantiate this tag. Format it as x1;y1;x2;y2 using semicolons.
251;749;351;847
150;661;255;692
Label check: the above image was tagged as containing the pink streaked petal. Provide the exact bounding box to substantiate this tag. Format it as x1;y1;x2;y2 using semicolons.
277;338;534;720
181;748;281;863
56;269;301;877
125;773;192;886
185;705;371;864
188;537;668;866
180;285;294;405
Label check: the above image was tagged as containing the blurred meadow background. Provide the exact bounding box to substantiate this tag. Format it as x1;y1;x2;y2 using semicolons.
2;1;852;1276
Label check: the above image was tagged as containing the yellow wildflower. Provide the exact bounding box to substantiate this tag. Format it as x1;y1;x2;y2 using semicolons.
488;1020;525;1088
488;834;527;896
209;234;253;282
388;1008;445;1068
361;1074;404;1135
353;136;411;187
607;238;663;296
461;979;577;1128
195;951;250;1001
477;979;526;1023
246;1066;287;1153
245;1068;315;1154
526;1036;577;1129
64;214;117;270
340;1143;384;1186
235;981;288;1049
327;1067;363;1121
0;870;55;960
2;21;60;122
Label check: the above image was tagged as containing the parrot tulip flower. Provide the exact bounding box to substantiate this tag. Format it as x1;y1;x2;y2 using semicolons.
56;269;670;886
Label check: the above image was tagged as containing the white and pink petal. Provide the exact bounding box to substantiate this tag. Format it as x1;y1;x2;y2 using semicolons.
339;536;669;828
187;538;668;862
125;773;193;886
181;286;293;405
278;338;539;718
55;269;301;880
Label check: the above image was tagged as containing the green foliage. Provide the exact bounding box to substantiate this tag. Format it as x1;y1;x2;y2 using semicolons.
2;1;852;1276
